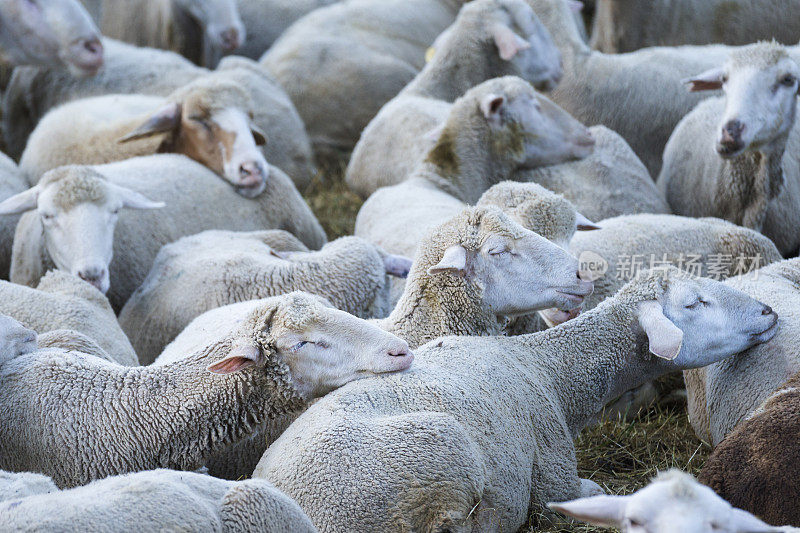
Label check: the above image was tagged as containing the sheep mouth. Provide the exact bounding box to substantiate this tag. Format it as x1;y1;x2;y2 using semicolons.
751;315;779;342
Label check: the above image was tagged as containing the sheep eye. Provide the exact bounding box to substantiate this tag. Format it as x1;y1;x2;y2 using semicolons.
291;341;310;352
782;74;796;86
686;300;701;310
41;213;55;221
488;248;509;256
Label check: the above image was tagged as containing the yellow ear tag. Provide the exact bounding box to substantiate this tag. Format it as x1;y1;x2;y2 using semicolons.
425;47;436;63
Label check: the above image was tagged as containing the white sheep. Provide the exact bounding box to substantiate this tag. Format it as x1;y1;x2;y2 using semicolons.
685;258;800;446
590;0;800;54
84;0;245;67
530;0;735;177
253;267;778;531
354;76;594;259
152;205;590;479
259;0;466;154
0;470;57;502
0;469;317;532
0;314;37;364
0;291;412;488
0;271;138;366
119;231;410;365
658;42;800;257
1;157;326;310
345;0;563;197
2;38;204;159
16;56;315;190
550;469;793;533
232;0;340;60
0;153;26;279
0;0;103;74
699;371;800;528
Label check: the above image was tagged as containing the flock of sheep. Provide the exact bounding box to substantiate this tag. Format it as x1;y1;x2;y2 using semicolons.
1;0;800;531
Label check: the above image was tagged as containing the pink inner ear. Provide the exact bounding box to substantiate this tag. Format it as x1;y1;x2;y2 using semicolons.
492;25;530;61
207;356;258;375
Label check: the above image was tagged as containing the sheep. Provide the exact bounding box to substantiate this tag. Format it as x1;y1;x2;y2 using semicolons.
36;329;116;362
150;205;590;479
345;0;563;197
0;470;57;502
699;372;800;528
0;469;317;532
1;157;326;311
0;314;37;364
590;0;800;54
0;152;26;279
253;267;779;531
2;38;205;159
119;231;410;365
550;469;794;532
16;57;315;190
354;76;595;260
658;42;800;257
0;271;138;366
684;258;800;447
84;0;245;67
259;0;467;154
0;291;413;488
232;0;340;60
0;0;103;74
529;0;736;177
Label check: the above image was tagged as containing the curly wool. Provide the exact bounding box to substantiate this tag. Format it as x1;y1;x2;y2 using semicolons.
0;469;317;533
378;206;526;348
0;298;309;488
0;470;58;502
119;231;393;365
253;268;692;532
37;166;109;211
0;271;138;366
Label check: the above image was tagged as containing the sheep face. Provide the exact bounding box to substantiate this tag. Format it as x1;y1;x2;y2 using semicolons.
479;84;595;169
0;0;103;73
175;0;245;52
686;43;800;158
549;470;781;533
635;272;777;369
0;314;37;362
428;209;593;318
0;168;164;294
119;89;269;198
488;0;562;90
208;293;414;398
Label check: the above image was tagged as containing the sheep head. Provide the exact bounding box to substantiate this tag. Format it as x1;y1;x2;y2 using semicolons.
207;292;414;399
549;470;782;533
0;166;163;294
119;80;269;198
175;0;245;52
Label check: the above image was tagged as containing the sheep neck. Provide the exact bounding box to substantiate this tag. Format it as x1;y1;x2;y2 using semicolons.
382;269;506;349
420;130;519;205
92;344;304;473
717;140;786;231
404;40;499;102
522;299;668;436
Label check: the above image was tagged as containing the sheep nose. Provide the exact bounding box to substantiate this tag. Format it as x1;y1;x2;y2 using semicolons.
70;37;104;72
387;342;411;358
238;162;265;187
718;120;745;155
762;304;774;316
219;28;242;51
77;266;105;285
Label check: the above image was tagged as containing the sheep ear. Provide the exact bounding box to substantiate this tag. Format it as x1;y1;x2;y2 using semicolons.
268;248;293;260
480;94;506;123
567;0;584;12
250;124;267;146
423;123;446;142
0;185;42;215
118;102;182;143
576;212;601;231
207;343;262;374
428;245;468;275
492;24;530;61
637;301;683;360
110;184;165;210
547;496;627;527
384;254;413;278
683;68;725;92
